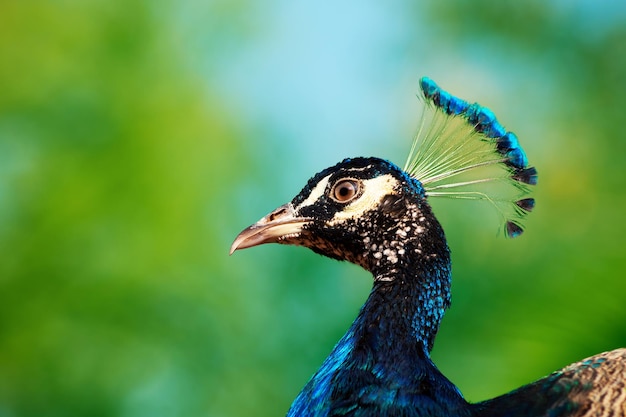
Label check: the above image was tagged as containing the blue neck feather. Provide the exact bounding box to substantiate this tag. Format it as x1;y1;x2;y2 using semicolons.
287;223;469;417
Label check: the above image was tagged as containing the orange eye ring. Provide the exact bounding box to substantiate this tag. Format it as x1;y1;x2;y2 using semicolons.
331;179;360;203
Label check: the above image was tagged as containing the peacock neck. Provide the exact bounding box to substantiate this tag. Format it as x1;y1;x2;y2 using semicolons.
348;240;452;380
364;261;452;358
363;200;453;355
288;197;462;416
286;257;463;417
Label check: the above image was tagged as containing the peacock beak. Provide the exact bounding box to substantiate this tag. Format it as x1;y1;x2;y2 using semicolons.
230;203;311;255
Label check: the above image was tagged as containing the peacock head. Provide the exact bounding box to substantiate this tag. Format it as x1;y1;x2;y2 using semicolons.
230;157;450;275
231;77;537;274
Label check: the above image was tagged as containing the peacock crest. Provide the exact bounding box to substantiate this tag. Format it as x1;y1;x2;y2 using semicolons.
404;77;537;237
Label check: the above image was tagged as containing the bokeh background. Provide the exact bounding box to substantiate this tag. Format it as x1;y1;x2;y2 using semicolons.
2;1;626;416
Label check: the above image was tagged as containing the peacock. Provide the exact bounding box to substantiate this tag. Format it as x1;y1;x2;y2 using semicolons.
230;77;626;417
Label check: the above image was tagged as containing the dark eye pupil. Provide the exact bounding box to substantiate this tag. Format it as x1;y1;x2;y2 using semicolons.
339;186;350;196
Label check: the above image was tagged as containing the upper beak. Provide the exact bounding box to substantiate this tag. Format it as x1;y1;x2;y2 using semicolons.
230;203;311;255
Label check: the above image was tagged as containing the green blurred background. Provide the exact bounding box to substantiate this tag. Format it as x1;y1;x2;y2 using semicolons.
1;1;625;416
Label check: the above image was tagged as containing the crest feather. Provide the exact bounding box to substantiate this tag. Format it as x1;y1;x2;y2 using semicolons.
404;77;537;237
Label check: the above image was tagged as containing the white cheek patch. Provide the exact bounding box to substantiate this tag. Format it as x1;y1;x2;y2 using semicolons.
295;174;331;213
329;175;398;224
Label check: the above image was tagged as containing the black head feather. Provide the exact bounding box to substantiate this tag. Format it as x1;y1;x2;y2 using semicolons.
283;157;448;277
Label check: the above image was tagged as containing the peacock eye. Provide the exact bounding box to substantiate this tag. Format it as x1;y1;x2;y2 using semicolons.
331;179;360;203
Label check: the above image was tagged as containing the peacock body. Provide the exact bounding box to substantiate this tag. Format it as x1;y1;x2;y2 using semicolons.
231;78;626;417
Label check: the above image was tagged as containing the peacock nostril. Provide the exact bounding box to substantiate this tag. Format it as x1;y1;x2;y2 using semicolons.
269;207;286;221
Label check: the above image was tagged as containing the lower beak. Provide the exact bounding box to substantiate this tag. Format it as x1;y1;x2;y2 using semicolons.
230;203;311;255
